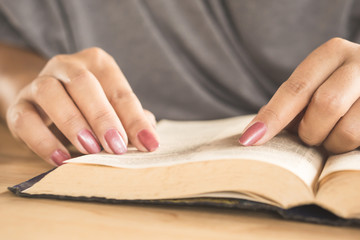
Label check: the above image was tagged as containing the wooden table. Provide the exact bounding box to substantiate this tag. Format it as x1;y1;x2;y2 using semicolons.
0;122;359;240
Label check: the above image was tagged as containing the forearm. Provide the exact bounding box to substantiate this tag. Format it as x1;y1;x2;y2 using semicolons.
0;43;46;119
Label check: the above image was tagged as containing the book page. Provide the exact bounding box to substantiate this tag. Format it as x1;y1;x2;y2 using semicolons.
319;151;360;181
66;115;325;187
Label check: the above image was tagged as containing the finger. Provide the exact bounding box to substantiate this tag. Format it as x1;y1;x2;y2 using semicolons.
6;100;70;166
67;69;128;154
29;76;101;154
109;90;159;152
239;38;354;146
40;58;128;154
323;98;360;153
298;63;360;146
81;48;159;152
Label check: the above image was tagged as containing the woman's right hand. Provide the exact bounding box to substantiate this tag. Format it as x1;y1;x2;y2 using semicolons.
6;47;159;166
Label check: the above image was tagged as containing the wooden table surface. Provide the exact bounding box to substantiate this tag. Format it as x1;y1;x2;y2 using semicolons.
0;122;359;240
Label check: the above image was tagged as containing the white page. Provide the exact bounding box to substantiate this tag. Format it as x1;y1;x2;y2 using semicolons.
319;151;360;181
66;115;325;187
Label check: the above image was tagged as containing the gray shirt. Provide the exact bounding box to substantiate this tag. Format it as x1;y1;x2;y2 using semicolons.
1;0;359;120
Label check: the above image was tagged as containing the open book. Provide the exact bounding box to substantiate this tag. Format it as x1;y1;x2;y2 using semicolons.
9;115;360;226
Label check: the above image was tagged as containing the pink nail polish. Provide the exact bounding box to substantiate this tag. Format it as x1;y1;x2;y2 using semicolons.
104;129;127;154
77;129;101;154
239;122;267;146
51;149;71;166
137;129;159;152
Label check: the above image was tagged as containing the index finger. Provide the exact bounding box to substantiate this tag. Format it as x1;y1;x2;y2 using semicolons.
80;48;159;152
239;38;353;146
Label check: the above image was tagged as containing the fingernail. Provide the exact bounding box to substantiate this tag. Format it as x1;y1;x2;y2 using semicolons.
104;129;127;154
77;129;101;154
137;129;159;152
51;149;71;166
239;122;267;146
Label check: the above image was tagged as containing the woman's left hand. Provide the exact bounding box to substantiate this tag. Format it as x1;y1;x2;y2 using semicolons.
239;37;360;154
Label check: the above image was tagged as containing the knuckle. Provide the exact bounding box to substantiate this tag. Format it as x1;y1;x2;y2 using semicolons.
83;47;116;69
109;91;138;106
280;79;310;96
8;107;31;131
258;107;282;125
325;37;349;50
33;136;53;151
61;112;81;129
31;77;58;99
91;109;115;126
311;91;346;115
70;69;92;83
48;54;68;66
84;47;109;60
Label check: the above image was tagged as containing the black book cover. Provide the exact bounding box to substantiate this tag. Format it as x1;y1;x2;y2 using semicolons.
8;170;360;227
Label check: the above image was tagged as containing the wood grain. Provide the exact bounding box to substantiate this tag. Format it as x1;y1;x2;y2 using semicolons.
0;122;359;240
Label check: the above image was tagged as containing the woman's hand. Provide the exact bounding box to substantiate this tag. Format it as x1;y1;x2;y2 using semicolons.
6;47;159;166
239;38;360;154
